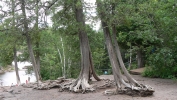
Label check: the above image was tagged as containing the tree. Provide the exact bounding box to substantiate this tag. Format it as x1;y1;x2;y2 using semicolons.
20;0;40;82
12;0;21;85
112;0;160;68
33;0;42;80
96;0;154;96
0;0;22;85
144;0;177;78
69;0;100;92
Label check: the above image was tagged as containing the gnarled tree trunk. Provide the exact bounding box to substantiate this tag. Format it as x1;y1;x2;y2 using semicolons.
69;0;100;93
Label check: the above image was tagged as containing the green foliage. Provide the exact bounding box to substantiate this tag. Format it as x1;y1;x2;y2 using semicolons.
107;0;177;78
142;0;177;79
0;48;14;67
0;31;15;67
144;47;177;79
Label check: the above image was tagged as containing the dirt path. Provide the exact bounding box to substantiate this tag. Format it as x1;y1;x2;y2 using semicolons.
1;75;177;100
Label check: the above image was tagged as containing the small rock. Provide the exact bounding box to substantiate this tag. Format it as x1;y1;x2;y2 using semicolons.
8;89;14;93
0;95;5;99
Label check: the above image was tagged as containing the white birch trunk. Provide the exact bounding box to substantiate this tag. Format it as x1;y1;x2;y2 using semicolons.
61;37;66;78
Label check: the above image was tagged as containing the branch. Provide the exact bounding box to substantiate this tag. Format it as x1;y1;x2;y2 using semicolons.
45;0;59;9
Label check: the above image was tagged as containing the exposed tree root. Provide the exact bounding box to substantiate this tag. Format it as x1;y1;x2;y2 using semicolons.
68;78;95;93
22;77;114;91
21;76;154;97
104;84;154;97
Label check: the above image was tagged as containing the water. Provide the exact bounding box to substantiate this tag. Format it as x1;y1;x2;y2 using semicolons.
0;61;36;86
12;61;32;70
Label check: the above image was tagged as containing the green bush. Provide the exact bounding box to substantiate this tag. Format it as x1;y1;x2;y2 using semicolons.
144;48;177;79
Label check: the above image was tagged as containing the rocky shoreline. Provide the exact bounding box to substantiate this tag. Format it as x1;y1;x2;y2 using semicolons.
0;66;14;74
0;86;24;100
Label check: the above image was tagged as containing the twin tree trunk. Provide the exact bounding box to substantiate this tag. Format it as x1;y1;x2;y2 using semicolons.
69;0;100;92
96;0;154;96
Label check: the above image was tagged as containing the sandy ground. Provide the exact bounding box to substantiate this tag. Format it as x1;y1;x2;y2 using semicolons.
0;75;177;100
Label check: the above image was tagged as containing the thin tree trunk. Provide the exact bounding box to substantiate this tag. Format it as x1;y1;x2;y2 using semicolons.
137;48;145;68
67;47;72;78
13;46;21;85
61;37;66;78
57;48;63;64
36;47;41;78
35;0;42;80
67;57;72;78
20;0;40;82
112;26;138;85
128;45;132;69
110;0;138;85
102;20;131;88
12;0;21;85
57;47;64;77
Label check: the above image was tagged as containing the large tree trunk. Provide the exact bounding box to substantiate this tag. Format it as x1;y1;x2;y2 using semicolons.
13;46;21;85
69;0;100;93
20;0;40;82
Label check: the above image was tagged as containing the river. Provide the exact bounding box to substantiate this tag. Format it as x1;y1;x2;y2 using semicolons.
0;61;36;86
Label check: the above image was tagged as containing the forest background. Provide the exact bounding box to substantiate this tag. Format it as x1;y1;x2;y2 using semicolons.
0;0;177;82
